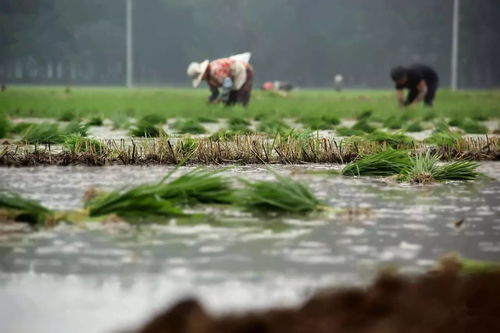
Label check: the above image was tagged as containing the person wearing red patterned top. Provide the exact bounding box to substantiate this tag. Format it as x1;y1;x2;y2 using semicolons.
187;56;254;106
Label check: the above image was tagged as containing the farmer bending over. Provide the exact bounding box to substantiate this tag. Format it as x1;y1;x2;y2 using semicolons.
187;55;254;106
390;64;439;107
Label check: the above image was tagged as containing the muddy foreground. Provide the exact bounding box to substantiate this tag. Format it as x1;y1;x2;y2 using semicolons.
139;269;500;333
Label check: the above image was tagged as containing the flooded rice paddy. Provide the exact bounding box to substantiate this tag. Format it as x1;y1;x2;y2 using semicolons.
1;163;500;333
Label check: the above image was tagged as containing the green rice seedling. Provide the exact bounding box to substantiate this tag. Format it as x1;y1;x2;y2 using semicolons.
196;115;218;123
141;113;166;125
209;130;239;141
425;131;462;146
228;122;253;134
111;113;131;130
10;122;34;135
404;121;424;132
421;110;436;121
433;160;479;181
460;257;500;274
87;169;233;217
63;135;103;153
228;117;251;127
383;115;403;130
58;110;76;122
0;112;10;138
87;116;104;126
470;112;489;121
342;150;411;177
365;130;413;148
0;192;52;224
448;118;463;127
301;117;334;130
335;127;364;137
352;119;375;133
172;119;207;134
398;151;441;183
178;138;198;155
159;169;234;205
459;119;488;134
22;123;64;144
258;118;290;134
237;172;323;213
129;120;161;137
356;110;373;120
433;119;451;133
64;121;89;137
399;151;479;183
321;115;341;125
87;186;183;218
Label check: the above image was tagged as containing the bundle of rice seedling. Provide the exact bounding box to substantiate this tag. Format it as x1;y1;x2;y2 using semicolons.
63;135;103;153
87;186;183;218
321;115;341;125
22;123;64;144
159;169;234;205
58;110;76;122
209;130;240;141
356;110;373;121
365;130;413;148
0;192;52;224
399;152;479;183
0;112;10;138
434;119;451;133
87;169;233;217
352;119;375;133
129;120;161;137
432;160;479;181
141;113;166;125
257;118;290;134
177;138;198;156
335;127;364;137
404;121;424;132
64;121;89;137
425;131;462;146
87;116;104;126
196;115;218;123
111;113;131;130
398;151;441;183
172;119;207;134
383;115;403;130
459;119;488;134
228;117;251;127
470;113;489;121
10;122;34;135
237;172;322;213
228;122;253;134
448;118;463;127
342;150;411;177
301;117;334;130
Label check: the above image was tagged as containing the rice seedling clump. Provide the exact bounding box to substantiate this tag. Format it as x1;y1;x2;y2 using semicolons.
64;121;89;137
21;123;64;144
63;135;103;153
58;110;77;122
399;152;479;183
0;192;52;224
352;119;375;133
141;113;166;125
0;112;10;138
87;116;104;126
383;116;403;130
365;130;414;148
342;150;411;177
237;172;323;213
459;119;488;134
129;120;161;137
172;119;207;134
404;121;424;132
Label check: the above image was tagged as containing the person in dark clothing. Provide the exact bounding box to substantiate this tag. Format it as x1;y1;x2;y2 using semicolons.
390;64;439;107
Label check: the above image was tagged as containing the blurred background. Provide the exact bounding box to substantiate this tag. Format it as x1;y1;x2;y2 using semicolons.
0;0;499;88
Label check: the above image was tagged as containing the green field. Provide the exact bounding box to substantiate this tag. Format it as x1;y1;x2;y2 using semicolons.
1;86;499;120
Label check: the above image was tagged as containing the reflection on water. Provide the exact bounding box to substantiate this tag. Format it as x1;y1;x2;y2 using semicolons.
1;163;500;333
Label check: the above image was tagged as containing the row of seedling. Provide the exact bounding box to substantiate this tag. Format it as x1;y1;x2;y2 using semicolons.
1;168;324;226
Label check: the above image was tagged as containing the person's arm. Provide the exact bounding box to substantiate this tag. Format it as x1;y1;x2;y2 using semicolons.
208;85;220;103
231;61;247;90
409;80;428;106
220;77;234;104
396;89;405;107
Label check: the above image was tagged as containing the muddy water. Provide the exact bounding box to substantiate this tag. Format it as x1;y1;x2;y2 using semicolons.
1;163;500;333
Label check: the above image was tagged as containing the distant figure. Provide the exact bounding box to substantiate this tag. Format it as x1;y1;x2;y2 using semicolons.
391;64;439;107
261;81;294;92
187;53;254;106
334;74;343;91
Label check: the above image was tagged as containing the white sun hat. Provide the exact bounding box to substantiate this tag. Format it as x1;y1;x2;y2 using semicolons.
186;60;209;88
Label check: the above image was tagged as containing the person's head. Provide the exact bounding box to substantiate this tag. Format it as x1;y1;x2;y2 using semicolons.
390;66;408;84
186;60;209;88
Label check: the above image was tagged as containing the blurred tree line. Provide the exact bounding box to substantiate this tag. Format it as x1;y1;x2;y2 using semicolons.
0;0;499;88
